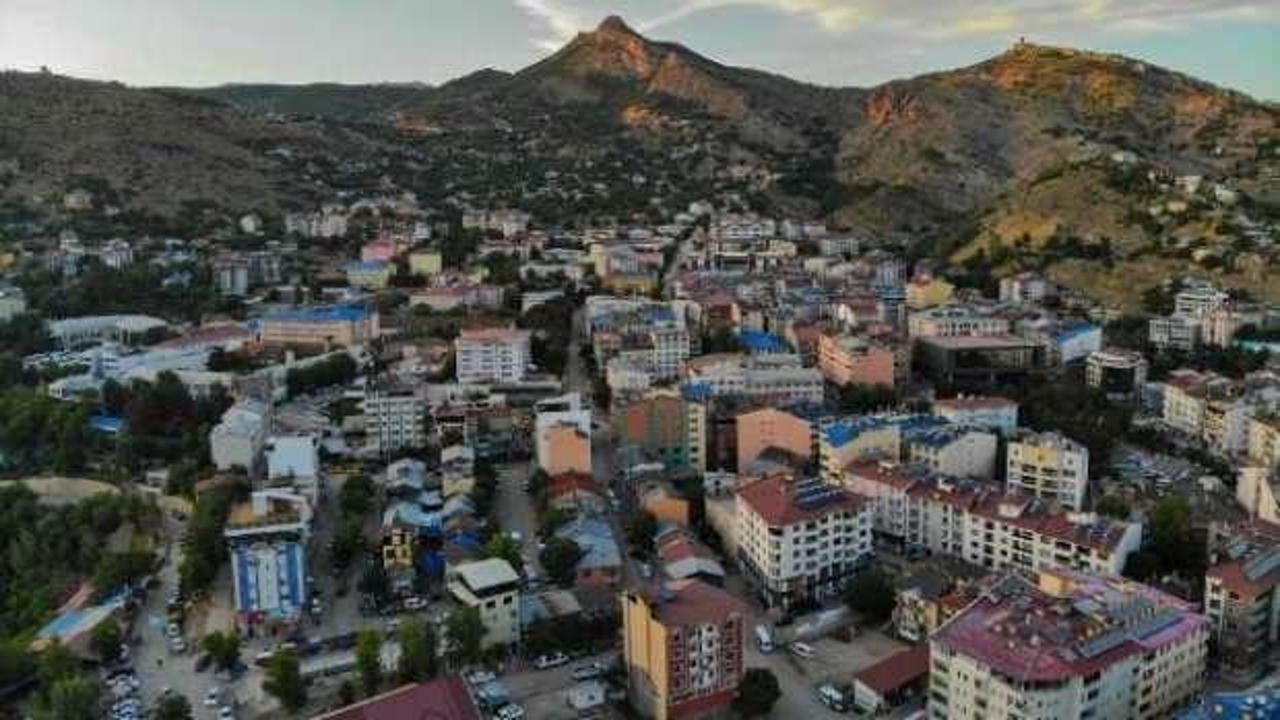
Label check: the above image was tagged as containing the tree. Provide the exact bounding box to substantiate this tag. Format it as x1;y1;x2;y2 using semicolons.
338;680;357;707
154;693;193;720
733;668;781;718
843;569;896;623
397;619;438;683
39;675;99;720
264;648;307;713
355;630;382;697
445;607;486;668
201;631;242;672
626;512;659;557
1095;494;1130;519
539;537;584;587
90;619;122;664
483;533;524;574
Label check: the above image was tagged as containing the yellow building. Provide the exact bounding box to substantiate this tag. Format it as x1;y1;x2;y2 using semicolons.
622;580;748;720
1249;414;1280;470
408;250;443;277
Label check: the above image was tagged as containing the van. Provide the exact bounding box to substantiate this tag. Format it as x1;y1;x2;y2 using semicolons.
754;625;774;653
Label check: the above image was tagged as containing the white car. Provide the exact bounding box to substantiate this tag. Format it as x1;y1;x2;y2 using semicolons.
465;670;497;686
165;622;181;639
789;642;815;659
218;706;236;720
533;651;569;670
203;688;221;707
571;663;605;681
496;704;525;720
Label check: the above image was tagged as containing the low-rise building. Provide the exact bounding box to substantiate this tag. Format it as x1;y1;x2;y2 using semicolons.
622;579;749;720
681;353;823;406
455;327;531;384
1204;523;1280;683
931;395;1019;436
817;333;896;388
259;305;379;348
346;260;395;289
0;284;28;321
930;569;1208;720
735;474;873;609
904;423;998;480
226;490;312;628
210;399;270;474
1086;348;1149;400
917;335;1040;392
446;558;521;650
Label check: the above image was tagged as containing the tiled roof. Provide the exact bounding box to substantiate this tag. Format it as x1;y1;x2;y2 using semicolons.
314;677;482;720
853;644;930;695
736;474;865;527
638;578;749;628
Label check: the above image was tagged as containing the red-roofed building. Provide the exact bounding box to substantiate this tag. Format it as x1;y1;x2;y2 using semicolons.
930;569;1207;720
735;474;873;609
1204;521;1280;683
314;676;482;720
851;644;929;714
622;579;749;720
545;471;604;513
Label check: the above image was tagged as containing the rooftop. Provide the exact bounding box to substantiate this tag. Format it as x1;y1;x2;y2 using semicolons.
263;304;371;324
919;334;1036;351
313;677;482;720
933;395;1018;411
932;570;1205;683
737;474;865;527
451;558;520;592
632;578;749;628
853;644;930;695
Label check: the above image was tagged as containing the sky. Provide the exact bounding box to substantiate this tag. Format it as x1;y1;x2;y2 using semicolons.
2;0;1277;99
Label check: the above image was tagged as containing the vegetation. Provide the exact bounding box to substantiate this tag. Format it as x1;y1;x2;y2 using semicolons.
263;648;308;713
483;533;524;574
843;569;896;623
539;537;584;587
331;474;375;572
523;614;620;658
396;619;438;683
154;693;194;720
200;631;242;672
626;511;659;558
518;296;575;376
355;629;383;697
285;353;358;398
1123;494;1205;587
90;619;123;663
180;483;242;595
444;607;486;668
733;668;782;718
1018;381;1131;479
838;384;899;415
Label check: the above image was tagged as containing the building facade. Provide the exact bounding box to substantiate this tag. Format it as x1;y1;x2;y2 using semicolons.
455;327;532;384
1006;431;1090;510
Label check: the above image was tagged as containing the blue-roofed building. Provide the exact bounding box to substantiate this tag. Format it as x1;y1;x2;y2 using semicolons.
554;517;622;589
902;421;999;480
820;416;901;480
345;260;395;289
225;490;311;627
259;304;379;348
738;330;789;355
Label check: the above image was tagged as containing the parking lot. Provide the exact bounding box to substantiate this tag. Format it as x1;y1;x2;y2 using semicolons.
748;631;910;718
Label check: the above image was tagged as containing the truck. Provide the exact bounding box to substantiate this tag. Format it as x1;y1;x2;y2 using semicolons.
754;624;774;653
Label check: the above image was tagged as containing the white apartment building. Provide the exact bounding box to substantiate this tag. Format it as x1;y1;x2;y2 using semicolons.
907;306;1009;338
446;558;521;649
210;399;270;474
735;474;873;610
931;396;1019;436
1175;281;1230;317
905;425;998;480
683;354;823;405
930;569;1208;720
649;326;691;380
455;327;531;384
1086;348;1149;399
841;463;1143;576
1149;314;1201;352
364;385;426;455
1006;430;1090;510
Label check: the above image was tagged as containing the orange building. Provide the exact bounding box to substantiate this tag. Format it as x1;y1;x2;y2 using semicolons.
538;422;591;476
735;407;814;470
817;333;896;388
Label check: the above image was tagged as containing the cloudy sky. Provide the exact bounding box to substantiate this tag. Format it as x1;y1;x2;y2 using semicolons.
2;0;1277;99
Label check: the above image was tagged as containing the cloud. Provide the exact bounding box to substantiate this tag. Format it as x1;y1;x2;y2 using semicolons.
512;0;588;50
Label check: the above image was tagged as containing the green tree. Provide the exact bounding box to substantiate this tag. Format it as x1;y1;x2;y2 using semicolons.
539;537;584;587
1095;495;1130;519
355;629;382;697
90;619;122;664
396;619;438;683
626;512;659;557
338;680;357;707
445;607;486;668
483;533;524;574
38;675;99;720
154;693;193;720
733;668;781;718
263;648;307;713
200;631;242;672
843;569;896;623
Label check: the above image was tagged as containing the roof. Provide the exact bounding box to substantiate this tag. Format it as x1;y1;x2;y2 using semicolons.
919;334;1036;350
634;578;749;628
738;330;789;353
853;644;930;695
736;475;865;527
554;517;621;570
263;304;370;324
456;326;530;343
452;558;520;591
1207;528;1280;599
314;677;482;720
933;396;1018;412
932;571;1206;683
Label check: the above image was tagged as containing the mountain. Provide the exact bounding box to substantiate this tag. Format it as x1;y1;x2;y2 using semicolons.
176;82;437;123
0;71;376;221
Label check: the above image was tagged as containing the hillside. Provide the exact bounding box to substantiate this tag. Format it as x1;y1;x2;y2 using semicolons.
0;71;377;221
176;82;437;122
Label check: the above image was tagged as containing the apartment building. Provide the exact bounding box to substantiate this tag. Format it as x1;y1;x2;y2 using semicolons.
210;399;270;474
735;474;873;609
455;326;532;384
735;407;814;470
905;424;998;480
535;392;592;476
1086;348;1149;400
907;306;1009;338
1248;414;1280;469
259;305;379;348
0;284;27;322
817;334;896;388
622;579;749;720
1204;523;1280;683
364;384;427;455
819;417;902;480
929;569;1208;720
446;558;521;649
616;390;706;474
1149;314;1202;352
1006;430;1090;510
682;354;823;406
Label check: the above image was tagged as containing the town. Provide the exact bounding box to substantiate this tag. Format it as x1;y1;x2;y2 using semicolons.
0;8;1279;720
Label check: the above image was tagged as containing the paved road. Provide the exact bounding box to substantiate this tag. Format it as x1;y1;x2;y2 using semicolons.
493;462;544;578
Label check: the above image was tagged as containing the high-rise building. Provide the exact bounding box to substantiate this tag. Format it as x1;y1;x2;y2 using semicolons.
622;579;749;720
930;569;1209;720
364;384;426;455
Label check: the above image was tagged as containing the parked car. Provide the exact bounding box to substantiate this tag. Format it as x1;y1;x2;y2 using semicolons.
789;642;815;659
496;704;525;720
571;663;605;682
403;596;428;611
466;670;497;686
533;652;569;670
816;682;850;712
203;688;221;707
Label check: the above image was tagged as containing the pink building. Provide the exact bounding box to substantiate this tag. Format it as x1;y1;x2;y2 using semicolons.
736;408;813;470
818;333;896;388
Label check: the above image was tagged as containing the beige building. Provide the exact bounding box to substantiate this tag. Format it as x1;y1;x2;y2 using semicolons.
930;569;1208;720
259;305;379;348
446;559;521;649
408;249;443;277
735;407;813;470
1249;414;1280;469
538;422;592;476
1006;430;1090;510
